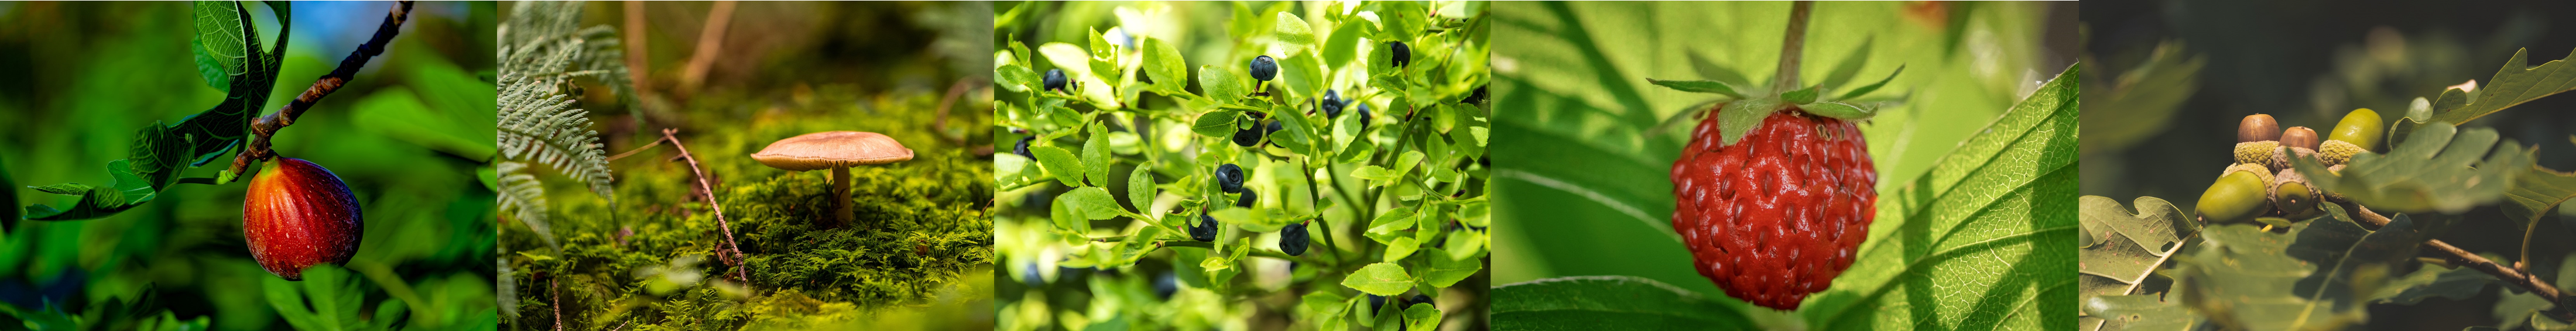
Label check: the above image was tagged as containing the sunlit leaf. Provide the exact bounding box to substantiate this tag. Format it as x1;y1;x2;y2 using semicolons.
2078;196;2192;297
1032;146;1084;187
1341;263;1414;296
1492;276;1756;329
2290;122;2525;214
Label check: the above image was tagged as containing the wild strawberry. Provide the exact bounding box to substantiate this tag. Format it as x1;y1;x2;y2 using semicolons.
1670;106;1875;310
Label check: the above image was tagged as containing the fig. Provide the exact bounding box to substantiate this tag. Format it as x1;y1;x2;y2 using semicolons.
242;157;364;281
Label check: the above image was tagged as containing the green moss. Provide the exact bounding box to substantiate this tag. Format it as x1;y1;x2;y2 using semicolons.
501;87;993;330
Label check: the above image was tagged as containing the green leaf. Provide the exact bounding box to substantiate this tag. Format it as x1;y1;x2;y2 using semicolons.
1780;85;1818;105
1200;64;1248;102
265;264;364;331
24;160;162;220
1143;38;1189;94
996;62;1039;92
1492;276;1755;329
1403;303;1443;331
1273;12;1316;57
1834;64;1907;101
1321;16;1365;70
1420;248;1482;287
2368;263;2496;305
193;0;252;92
1797;101;1874;120
1061;187;1126;221
1128;166;1156;216
2079;294;2203;331
2420;48;2576;133
1191;109;1241;138
1804;64;2080;330
2078;196;2193;297
1382;237;1419;263
1352;166;1400;187
1032;146;1084;187
29;184;91;196
2078;42;2198;153
1710;96;1780;146
1341;263;1414;296
2289;122;2526;214
1051;196;1085;233
2173;212;2445;331
1083;124;1111;186
1643;78;1749;99
1814;37;1874;92
2502;166;2576;227
1368;206;1419;232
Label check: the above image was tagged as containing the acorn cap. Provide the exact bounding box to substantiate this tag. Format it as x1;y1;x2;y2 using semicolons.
751;131;915;171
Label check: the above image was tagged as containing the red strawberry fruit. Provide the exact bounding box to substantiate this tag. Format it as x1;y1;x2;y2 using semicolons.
243;157;365;281
1670;105;1876;310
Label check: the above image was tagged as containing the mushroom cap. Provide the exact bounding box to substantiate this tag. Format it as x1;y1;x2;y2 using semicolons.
751;131;913;171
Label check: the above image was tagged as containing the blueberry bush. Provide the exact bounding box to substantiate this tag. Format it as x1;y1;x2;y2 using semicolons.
992;1;1489;329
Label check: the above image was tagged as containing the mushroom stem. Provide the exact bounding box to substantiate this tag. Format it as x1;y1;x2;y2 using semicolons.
834;166;853;227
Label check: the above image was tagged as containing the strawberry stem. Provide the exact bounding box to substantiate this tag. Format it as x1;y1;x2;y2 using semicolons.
1773;1;1813;93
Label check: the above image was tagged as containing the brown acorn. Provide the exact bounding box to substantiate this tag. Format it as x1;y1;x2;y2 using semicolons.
2239;114;2280;143
2280;126;2320;151
243;157;365;281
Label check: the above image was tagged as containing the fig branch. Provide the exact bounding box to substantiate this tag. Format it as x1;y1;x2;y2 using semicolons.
2330;196;2574;321
224;1;416;180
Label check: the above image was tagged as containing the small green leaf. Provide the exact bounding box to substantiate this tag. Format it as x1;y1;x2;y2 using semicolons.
30;184;91;196
1368;206;1419;232
1143;38;1189;94
1835;64;1904;101
1192;109;1242;138
996;63;1039;92
1711;96;1780;146
1341;263;1414;296
1200;64;1248;102
193;0;252;91
1061;187;1126;221
1273;12;1316;57
1083;125;1111;186
1420;248;1482;287
1128;166;1156;216
1644;78;1748;99
1321;16;1365;69
1031;146;1084;187
1404;303;1443;331
1814;37;1874;92
1796;101;1873;120
2502;166;2576;227
2080;294;2203;331
1382;237;1419;263
1353;166;1400;187
1780;85;1818;104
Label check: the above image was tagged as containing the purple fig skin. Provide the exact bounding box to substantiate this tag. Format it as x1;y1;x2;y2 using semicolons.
243;157;364;281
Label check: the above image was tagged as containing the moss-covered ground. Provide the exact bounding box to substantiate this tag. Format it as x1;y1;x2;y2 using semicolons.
503;84;994;330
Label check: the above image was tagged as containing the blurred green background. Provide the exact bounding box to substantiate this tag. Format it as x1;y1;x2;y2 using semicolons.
0;1;499;330
2084;0;2576;329
1488;1;2077;298
494;2;994;330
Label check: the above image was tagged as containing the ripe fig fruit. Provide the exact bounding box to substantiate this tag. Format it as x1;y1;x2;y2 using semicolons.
242;157;364;281
2238;114;2279;143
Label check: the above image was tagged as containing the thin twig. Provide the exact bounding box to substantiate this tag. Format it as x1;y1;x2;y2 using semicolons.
932;78;977;146
659;129;750;289
602;136;667;161
2331;197;2573;321
1773;1;1813;92
678;1;737;95
551;275;563;331
226;1;415;178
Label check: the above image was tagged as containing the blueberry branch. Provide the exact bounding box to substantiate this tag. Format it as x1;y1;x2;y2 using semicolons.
225;1;415;180
2330;196;2573;322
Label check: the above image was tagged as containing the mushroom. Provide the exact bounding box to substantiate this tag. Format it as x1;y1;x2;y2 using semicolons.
751;131;913;227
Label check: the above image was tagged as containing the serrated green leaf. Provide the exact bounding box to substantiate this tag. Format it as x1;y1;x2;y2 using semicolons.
1083;125;1111;186
2502;166;2576;227
1128;165;1155;215
1192;109;1241;138
1643;78;1749;99
1143;38;1188;94
1368;206;1418;232
1404;303;1443;331
2424;48;2576;132
1420;248;1482;287
1492;276;1756;329
2290;122;2524;214
996;62;1039;92
1804;64;2080;330
30;184;91;196
1322;16;1364;70
1061;187;1125;221
1341;263;1414;296
1711;96;1780;146
1051;193;1084;233
1382;237;1419;263
1200;64;1248;103
2078;196;2193;297
1353;166;1399;187
1031;146;1084;187
2369;263;2495;305
2079;294;2203;331
2173;211;2445;331
25;160;162;220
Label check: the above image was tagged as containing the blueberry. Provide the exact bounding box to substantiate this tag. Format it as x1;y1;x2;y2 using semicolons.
1232;125;1263;147
1321;89;1345;118
1266;120;1283;136
1020;261;1044;287
1153;271;1179;299
1251;56;1279;82
1462;85;1487;104
1013;136;1034;158
1236;189;1258;208
1368;294;1388;312
1215;164;1246;194
1192;213;1220;242
1409;294;1433;308
1356;103;1373;127
1043;68;1068;92
1280;221;1310;256
1389;42;1412;68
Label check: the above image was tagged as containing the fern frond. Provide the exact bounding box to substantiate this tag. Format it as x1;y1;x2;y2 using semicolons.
494;161;560;253
498;72;614;197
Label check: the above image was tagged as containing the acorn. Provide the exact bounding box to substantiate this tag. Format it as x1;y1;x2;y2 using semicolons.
2270;168;2322;219
2224;163;2274;184
2329;108;2384;152
2269;146;2318;171
2279;126;2320;151
2198;170;2271;224
2233;141;2280;170
242;157;365;281
2320;140;2366;166
2239;114;2280;143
